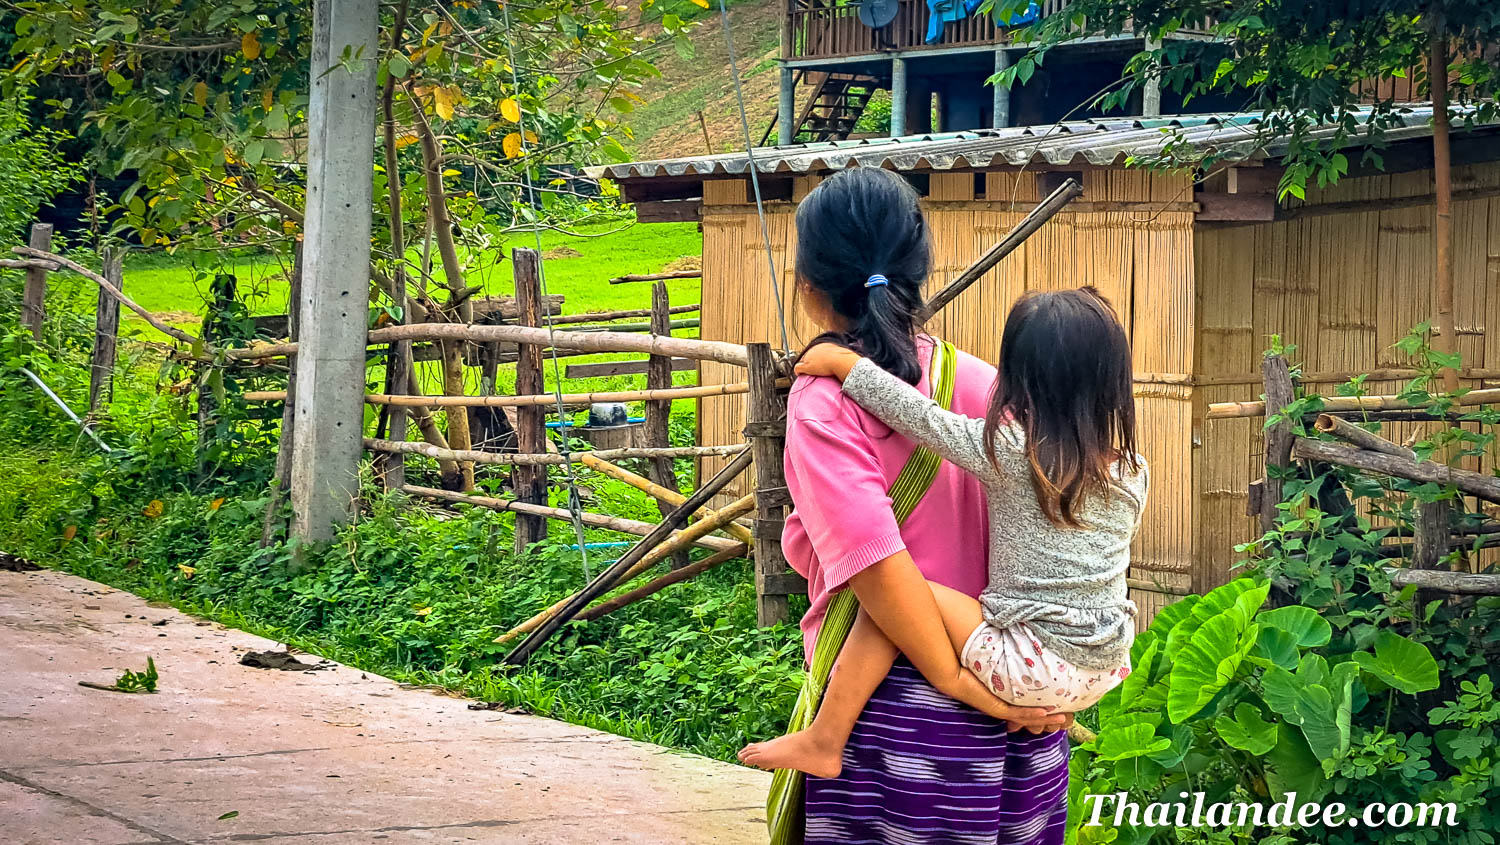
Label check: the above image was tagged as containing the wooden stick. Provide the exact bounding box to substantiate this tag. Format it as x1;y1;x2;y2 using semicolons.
0;258;58;270
1293;438;1500;504
87;249;124;412
228;323;751;366
402;485;741;552
747;342;792;626
576;543;750;622
919;178;1084;321
547;303;698;325
1208;387;1500;419
576;451;755;546
1313;414;1416;460
15;246;201;346
497;492;758;646
364;438;748;466
608;270;702;284
500;449;754;660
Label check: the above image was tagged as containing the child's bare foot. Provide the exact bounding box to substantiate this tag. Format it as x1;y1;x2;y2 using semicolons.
738;730;845;779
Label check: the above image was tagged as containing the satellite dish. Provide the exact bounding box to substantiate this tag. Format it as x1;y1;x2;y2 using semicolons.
858;0;899;29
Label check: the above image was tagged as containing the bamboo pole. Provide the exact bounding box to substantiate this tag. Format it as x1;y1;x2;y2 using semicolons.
364;438;748;466
500;450;755;661
402;484;741;552
1207;388;1500;420
557;318;700;334
227;323;751;366
576;542;750;623
496;493;757;645
1313;414;1416;460
1429;14;1459;394
243;380;767;407
576;446;755;546
1293;438;1500;504
918;178;1084;321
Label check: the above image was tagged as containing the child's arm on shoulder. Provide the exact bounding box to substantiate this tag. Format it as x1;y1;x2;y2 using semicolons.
793;343;862;382
841;358;998;481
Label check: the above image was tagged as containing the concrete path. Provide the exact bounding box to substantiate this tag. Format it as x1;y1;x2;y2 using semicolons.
0;568;770;844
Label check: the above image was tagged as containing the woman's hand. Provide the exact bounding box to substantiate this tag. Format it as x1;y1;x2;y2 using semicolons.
794;343;862;382
847;552;1068;732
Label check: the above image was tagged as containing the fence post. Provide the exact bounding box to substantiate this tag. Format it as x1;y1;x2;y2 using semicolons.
87;248;124;413
21;223;53;342
512;247;548;553
746;342;792;626
646;279;690;569
1412;500;1450;571
197;273;237;459
1260;355;1296;534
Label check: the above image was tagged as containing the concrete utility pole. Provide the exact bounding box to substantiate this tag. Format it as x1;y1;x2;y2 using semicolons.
890;57;908;137
992;49;1012;129
290;0;379;545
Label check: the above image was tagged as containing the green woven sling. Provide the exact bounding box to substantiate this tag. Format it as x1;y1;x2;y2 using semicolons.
765;339;959;845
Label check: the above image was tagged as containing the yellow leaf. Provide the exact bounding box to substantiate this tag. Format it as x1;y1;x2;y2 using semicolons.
262;89;273;110
241;31;261;61
62;524;77;544
178;564;196;579
209;498;225;512
441;168;461;177
500;97;521;123
143;500;164;519
394;132;420;149
689;0;708;7
523;129;538;144
193;81;207;107
415;605;433;616
502;132;523;158
432;86;454;121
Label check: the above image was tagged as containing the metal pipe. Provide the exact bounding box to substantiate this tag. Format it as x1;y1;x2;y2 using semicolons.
19;367;112;452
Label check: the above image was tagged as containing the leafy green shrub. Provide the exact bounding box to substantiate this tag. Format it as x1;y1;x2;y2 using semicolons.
0;97;81;242
1069;335;1500;843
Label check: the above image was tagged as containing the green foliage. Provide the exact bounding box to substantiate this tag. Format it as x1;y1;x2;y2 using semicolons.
1069;329;1500;843
0;97;82;242
113;657;159;693
990;0;1500;199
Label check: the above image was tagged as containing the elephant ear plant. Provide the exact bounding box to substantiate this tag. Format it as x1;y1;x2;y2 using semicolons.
1068;577;1450;845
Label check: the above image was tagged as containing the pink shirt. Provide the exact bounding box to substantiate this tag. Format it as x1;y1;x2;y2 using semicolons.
783;336;996;662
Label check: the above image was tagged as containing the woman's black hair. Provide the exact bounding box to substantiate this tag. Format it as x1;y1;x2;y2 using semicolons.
794;168;931;384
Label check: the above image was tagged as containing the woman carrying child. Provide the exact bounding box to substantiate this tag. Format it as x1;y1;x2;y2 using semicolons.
738;168;1144;845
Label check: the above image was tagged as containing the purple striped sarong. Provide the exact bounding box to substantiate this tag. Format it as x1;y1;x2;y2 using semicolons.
804;660;1069;845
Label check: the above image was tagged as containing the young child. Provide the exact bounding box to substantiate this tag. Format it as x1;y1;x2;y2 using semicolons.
739;287;1147;779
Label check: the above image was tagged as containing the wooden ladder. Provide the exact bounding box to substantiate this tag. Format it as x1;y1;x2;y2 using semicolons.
760;70;883;146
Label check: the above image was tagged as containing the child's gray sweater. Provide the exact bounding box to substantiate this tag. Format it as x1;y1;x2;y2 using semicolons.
843;359;1147;670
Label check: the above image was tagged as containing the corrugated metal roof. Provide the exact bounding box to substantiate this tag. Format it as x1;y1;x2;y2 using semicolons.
591;108;1478;181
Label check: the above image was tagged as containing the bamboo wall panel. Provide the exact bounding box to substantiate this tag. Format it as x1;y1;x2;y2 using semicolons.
1375;203;1435;368
1315;210;1380;373
1131;212;1195;376
1196;160;1500;595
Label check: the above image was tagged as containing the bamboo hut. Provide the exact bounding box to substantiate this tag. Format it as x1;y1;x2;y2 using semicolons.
592;109;1500;621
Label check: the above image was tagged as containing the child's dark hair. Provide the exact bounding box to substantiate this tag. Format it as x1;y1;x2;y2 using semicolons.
985;287;1140;528
793;168;931;384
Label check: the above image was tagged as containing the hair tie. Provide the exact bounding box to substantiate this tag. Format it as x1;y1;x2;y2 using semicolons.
864;274;889;289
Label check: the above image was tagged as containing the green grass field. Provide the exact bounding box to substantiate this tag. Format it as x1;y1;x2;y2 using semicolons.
123;221;703;324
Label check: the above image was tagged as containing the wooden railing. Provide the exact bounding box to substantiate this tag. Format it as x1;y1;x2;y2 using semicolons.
789;0;1216;61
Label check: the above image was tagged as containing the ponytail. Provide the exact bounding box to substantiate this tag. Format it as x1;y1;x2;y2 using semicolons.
794;169;930;384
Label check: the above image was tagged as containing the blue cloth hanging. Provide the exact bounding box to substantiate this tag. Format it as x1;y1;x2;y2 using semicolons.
997;1;1041;25
925;0;966;44
928;0;1040;44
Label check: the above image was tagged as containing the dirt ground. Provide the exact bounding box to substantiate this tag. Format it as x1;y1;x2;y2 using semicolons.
0;567;769;844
